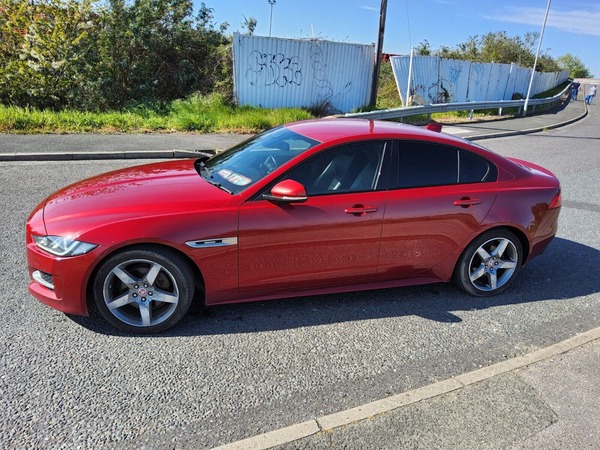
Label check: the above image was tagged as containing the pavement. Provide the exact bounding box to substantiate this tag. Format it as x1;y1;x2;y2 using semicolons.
217;328;600;450
2;96;599;449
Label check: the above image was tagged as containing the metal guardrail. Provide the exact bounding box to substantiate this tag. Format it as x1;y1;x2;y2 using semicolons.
345;83;572;120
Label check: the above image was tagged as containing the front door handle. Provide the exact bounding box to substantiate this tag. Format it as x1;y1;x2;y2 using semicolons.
454;197;482;208
345;204;378;217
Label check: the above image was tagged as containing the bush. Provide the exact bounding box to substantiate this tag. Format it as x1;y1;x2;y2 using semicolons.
0;0;232;111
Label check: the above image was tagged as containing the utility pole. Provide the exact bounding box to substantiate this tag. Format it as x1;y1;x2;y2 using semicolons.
523;0;551;116
369;0;388;107
268;0;276;37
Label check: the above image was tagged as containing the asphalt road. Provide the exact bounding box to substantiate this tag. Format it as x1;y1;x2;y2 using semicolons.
1;112;599;449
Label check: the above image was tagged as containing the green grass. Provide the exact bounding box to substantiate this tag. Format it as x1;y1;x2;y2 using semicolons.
0;75;572;134
376;61;403;110
0;93;314;134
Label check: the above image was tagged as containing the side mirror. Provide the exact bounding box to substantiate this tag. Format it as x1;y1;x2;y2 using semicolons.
263;179;308;203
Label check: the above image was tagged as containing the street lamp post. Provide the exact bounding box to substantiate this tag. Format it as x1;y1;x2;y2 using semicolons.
268;0;276;37
523;0;551;116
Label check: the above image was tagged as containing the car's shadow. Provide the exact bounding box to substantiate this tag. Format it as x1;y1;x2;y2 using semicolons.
69;237;600;337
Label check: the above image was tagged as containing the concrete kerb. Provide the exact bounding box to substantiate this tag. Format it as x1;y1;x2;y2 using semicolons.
0;149;214;162
212;326;600;450
469;101;588;141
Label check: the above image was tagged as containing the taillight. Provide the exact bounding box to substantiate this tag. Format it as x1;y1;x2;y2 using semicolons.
549;189;561;209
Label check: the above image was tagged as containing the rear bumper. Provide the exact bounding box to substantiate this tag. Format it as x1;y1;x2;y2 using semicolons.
529;235;555;260
528;207;561;261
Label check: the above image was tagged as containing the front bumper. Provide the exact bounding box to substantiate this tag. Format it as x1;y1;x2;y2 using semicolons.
27;240;98;316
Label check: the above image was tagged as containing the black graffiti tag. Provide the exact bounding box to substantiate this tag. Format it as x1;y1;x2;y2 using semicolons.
310;44;333;100
246;50;303;87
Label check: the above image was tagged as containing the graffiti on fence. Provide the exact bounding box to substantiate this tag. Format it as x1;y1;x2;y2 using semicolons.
309;42;353;112
391;55;569;105
310;44;333;101
246;50;303;88
233;33;374;112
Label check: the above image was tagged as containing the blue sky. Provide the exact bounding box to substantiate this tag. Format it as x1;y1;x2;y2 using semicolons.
198;0;599;77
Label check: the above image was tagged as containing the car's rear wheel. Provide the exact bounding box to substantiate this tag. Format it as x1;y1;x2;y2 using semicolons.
454;229;522;296
93;247;194;334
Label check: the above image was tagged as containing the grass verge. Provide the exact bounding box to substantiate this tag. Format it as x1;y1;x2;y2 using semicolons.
0;94;314;134
0;75;571;134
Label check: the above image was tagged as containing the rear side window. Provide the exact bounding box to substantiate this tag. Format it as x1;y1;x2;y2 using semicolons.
460;150;497;183
390;141;496;189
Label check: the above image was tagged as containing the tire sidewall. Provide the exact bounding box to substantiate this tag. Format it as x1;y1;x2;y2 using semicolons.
454;229;523;297
93;248;194;334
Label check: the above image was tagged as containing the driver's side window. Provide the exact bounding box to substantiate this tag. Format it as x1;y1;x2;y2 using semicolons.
284;142;386;196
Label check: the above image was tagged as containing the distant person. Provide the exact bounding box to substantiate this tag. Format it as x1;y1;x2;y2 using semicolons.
585;85;597;105
571;81;580;101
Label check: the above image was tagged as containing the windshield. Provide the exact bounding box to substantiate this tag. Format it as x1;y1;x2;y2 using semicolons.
196;126;320;194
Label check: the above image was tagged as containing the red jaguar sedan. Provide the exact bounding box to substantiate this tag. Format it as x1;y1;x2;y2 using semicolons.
26;119;561;333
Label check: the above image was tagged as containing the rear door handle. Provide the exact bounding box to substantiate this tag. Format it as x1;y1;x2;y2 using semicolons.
453;197;482;208
345;205;378;216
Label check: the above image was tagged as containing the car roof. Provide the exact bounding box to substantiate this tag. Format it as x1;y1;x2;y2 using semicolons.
284;118;470;146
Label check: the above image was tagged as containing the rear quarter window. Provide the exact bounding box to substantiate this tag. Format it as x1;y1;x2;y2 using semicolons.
459;150;497;183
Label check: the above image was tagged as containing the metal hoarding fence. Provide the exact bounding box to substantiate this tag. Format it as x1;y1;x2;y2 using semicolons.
232;33;375;114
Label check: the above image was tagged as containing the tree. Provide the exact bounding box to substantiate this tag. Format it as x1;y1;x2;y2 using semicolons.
0;1;233;110
417;31;562;73
81;0;231;109
478;31;535;66
241;15;257;35
457;35;480;61
415;40;431;56
96;0;231;107
557;53;593;78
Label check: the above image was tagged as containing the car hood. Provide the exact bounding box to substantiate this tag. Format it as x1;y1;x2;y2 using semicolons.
41;159;235;236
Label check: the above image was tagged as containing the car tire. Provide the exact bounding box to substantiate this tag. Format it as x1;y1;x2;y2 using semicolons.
93;247;194;334
454;229;522;297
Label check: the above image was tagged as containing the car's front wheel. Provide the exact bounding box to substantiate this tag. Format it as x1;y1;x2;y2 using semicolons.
93;247;194;334
454;229;522;296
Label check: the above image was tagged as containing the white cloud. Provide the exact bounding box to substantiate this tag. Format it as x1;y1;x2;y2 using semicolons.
359;5;378;12
486;5;600;37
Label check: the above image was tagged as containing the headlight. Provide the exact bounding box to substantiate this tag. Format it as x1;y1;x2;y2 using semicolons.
33;235;98;257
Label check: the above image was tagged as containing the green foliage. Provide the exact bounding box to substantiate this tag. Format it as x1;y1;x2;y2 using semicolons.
241;16;257;35
376;62;402;109
0;93;314;133
414;40;432;56
479;32;536;66
0;0;232;110
169;94;220;131
415;31;562;73
532;80;571;99
1;2;586;126
0;0;99;109
94;0;231;109
556;53;593;78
